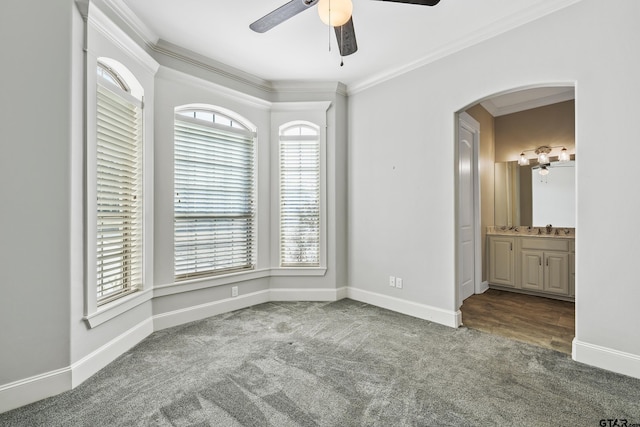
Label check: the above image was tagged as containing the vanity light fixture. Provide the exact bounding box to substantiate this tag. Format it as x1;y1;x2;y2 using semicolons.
539;165;550;176
559;147;570;162
535;146;551;165
517;145;572;171
518;152;530;166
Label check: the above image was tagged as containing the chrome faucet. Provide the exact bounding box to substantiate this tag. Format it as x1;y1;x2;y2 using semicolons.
546;224;553;234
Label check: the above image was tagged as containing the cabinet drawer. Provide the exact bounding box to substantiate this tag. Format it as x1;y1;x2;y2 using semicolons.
520;238;570;252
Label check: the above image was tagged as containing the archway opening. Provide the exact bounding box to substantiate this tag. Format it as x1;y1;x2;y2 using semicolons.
457;85;576;355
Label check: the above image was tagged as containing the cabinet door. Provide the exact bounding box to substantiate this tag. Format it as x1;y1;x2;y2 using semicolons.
521;250;543;291
489;237;515;287
544;252;569;295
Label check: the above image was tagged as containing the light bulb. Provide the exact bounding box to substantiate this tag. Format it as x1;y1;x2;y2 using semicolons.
559;147;570;162
318;0;353;27
539;166;549;176
538;152;549;165
518;153;530;166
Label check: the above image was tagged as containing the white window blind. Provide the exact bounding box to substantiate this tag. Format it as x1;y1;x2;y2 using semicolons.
96;83;143;305
279;123;320;267
174;110;256;280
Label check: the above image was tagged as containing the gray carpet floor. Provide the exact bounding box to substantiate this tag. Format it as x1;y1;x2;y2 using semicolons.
2;299;639;426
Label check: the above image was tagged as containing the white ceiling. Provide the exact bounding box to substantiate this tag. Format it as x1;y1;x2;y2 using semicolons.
117;0;581;91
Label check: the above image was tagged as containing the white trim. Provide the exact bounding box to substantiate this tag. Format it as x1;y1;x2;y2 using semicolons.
478;280;490;294
457;112;482;304
82;1;159;74
0;368;71;414
153;39;274;94
71;318;154;387
271;81;347;97
347;287;462;328
0;319;154;414
153;268;272;297
84;288;153;328
573;339;640;379
153;286;349;332
156;66;271;111
270;287;346;301
480;89;575;117
81;0;159;330
101;0;160;45
271;107;330;272
269;268;327;277
152;290;271;331
272;101;332;113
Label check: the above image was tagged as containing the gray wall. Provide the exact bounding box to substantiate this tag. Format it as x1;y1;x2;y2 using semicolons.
0;0;349;410
0;0;73;384
349;0;640;369
2;0;639;412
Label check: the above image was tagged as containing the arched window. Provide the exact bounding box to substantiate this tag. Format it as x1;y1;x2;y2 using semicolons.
279;121;321;267
174;106;257;279
95;60;143;305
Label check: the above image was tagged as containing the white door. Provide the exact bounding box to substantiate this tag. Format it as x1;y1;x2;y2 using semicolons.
458;112;480;305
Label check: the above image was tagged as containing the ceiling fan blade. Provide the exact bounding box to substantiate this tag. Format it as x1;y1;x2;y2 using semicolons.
375;0;440;5
334;17;358;56
250;0;319;33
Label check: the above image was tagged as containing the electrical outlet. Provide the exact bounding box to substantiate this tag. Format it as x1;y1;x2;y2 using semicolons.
396;278;403;289
389;276;396;287
231;286;238;297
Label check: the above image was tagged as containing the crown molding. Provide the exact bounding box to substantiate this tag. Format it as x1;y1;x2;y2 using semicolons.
271;81;348;97
79;0;159;75
156;66;272;110
151;39;274;94
347;0;584;95
271;101;333;113
101;0;159;44
100;0;350;99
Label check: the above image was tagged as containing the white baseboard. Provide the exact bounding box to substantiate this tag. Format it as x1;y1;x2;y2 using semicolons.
347;287;462;328
152;289;271;331
477;281;490;294
573;339;640;379
0;318;155;414
153;287;348;330
71;318;154;387
0;367;71;414
270;286;348;301
0;285;461;414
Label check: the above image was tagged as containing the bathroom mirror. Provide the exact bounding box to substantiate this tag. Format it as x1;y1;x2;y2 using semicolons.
494;160;575;227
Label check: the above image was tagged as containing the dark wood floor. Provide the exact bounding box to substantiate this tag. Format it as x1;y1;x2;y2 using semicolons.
461;289;575;354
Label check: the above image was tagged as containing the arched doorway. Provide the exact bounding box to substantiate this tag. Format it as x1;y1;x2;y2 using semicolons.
456;85;576;355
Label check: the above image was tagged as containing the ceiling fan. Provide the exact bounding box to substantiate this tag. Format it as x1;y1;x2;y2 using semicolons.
250;0;441;58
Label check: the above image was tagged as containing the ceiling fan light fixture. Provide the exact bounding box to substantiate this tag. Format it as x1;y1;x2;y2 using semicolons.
318;0;353;27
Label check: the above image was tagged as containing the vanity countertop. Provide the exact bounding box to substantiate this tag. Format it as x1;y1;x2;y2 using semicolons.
487;226;574;238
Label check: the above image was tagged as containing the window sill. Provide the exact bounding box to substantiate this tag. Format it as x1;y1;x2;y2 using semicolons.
84;288;153;328
154;268;272;297
270;267;327;277
153;267;327;297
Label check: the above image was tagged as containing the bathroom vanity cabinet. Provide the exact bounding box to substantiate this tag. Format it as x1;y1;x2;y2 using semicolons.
487;231;574;301
488;236;516;287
